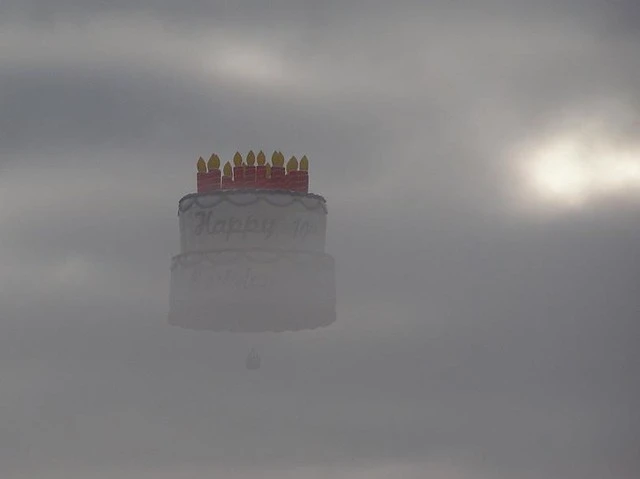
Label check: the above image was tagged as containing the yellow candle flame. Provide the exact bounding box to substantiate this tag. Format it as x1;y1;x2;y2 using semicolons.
207;153;220;170
197;157;207;172
257;150;266;166
246;150;256;166
300;155;309;171
223;161;232;177
286;156;298;172
233;152;243;166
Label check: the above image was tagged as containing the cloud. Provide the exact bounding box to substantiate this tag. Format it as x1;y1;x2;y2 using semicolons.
1;1;639;478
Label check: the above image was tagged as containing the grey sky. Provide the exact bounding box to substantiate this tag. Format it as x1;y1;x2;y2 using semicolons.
1;1;639;478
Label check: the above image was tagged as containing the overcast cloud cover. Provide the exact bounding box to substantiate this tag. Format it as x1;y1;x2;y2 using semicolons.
1;1;639;478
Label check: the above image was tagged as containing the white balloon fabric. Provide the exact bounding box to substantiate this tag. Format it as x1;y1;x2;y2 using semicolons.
169;189;336;333
245;348;261;370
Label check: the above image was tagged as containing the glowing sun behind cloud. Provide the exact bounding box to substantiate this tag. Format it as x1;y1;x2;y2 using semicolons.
516;123;640;210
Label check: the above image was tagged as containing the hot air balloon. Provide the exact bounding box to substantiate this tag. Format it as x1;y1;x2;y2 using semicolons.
245;348;261;370
168;151;336;367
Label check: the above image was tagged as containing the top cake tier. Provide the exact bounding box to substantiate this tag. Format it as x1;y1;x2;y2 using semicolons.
178;190;327;254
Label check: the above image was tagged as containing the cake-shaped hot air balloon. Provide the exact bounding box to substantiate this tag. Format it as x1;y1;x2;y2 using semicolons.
168;151;335;367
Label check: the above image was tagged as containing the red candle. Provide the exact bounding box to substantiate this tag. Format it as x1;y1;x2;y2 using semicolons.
285;156;299;191
264;163;272;189
221;161;234;189
270;151;286;189
201;171;221;191
299;155;309;193
270;166;285;189
233;167;245;188
197;174;206;192
255;150;267;188
256;165;267;187
204;154;221;191
244;150;257;188
232;151;245;189
291;171;306;191
196;157;208;193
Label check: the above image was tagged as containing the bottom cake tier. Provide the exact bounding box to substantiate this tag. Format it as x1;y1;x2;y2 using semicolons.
168;250;336;332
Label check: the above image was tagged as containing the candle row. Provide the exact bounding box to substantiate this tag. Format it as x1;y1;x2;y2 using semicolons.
196;151;310;193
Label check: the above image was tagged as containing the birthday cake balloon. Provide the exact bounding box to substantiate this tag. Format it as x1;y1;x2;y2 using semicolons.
168;151;336;335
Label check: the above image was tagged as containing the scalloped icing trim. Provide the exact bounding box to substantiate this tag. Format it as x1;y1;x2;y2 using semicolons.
178;190;327;214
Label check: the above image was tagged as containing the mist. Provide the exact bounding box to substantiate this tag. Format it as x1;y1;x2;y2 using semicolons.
1;1;639;478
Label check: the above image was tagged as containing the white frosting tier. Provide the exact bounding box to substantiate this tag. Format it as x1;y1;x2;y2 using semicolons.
169;250;336;332
178;191;327;254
